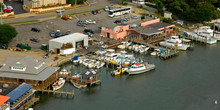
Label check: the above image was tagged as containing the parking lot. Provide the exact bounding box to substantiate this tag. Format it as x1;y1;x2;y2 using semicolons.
10;10;143;50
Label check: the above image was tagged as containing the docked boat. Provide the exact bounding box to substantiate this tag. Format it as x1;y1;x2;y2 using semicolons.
59;69;69;75
94;61;105;69
72;56;79;65
70;79;87;89
52;78;65;91
160;36;190;51
126;63;155;75
88;60;96;68
111;67;128;76
151;49;160;56
117;42;127;49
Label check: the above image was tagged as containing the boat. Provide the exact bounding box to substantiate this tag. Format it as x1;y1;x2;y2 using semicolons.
52;78;65;91
117;42;127;49
151;49;160;56
70;79;87;89
59;69;69;75
72;56;79;65
95;61;105;69
184;31;217;44
159;36;191;51
82;59;90;66
88;60;96;68
111;67;128;76
126;63;155;75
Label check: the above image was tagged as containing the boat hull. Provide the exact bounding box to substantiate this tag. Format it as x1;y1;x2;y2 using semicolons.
160;41;190;51
127;64;155;75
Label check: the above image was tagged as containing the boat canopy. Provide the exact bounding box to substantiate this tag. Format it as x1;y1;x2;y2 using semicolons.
72;56;79;60
136;56;140;59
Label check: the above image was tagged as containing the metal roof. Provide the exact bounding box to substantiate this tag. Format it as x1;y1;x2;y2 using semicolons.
0;56;47;75
142;29;163;36
49;33;88;43
0;95;10;106
0;66;60;81
6;83;33;103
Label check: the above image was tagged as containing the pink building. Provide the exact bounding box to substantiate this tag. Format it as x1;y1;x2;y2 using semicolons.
101;24;129;40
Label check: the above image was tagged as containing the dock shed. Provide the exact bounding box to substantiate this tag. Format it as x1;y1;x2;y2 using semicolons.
49;33;88;55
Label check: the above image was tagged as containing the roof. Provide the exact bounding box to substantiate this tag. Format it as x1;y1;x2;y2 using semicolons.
103;23;128;30
49;33;88;43
6;83;32;103
148;22;174;30
0;66;60;81
142;29;163;36
0;56;47;75
0;95;10;106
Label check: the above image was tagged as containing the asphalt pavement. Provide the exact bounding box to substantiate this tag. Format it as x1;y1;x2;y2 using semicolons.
3;0;119;24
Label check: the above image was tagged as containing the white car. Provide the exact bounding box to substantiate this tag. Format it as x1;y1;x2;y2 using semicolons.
104;6;109;11
56;9;64;13
86;20;96;24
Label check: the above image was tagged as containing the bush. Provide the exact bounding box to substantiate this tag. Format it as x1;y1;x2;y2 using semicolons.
122;2;128;5
163;18;173;24
0;24;18;43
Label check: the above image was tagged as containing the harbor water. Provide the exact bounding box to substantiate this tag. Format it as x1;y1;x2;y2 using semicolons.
35;43;220;110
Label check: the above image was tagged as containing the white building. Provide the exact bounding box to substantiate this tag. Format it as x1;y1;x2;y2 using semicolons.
164;11;172;19
49;33;88;55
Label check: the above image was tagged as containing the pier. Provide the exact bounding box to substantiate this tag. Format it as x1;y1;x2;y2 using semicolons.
36;89;74;96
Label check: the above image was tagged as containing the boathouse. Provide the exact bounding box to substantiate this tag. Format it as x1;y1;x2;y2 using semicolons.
0;56;60;89
49;33;89;55
0;95;10;110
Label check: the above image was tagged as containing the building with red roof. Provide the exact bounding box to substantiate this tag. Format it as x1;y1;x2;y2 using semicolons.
0;95;10;110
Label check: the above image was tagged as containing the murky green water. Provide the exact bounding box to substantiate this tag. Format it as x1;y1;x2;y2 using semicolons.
35;43;220;110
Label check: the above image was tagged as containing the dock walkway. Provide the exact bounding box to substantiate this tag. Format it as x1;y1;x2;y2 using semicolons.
36;89;74;96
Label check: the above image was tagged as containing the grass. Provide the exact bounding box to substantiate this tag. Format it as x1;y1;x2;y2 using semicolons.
6;20;40;25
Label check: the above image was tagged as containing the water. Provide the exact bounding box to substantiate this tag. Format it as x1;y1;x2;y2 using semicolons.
35;43;220;110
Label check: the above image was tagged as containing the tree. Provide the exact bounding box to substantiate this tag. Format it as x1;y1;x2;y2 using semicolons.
67;0;87;5
0;24;18;43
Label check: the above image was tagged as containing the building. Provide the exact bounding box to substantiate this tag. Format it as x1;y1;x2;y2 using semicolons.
6;83;38;110
49;33;88;55
0;56;60;89
23;0;66;8
101;24;129;40
164;11;172;19
0;95;10;110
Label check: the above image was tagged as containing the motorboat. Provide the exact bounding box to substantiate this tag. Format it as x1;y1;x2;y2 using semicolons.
70;80;87;89
160;36;191;51
111;67;128;76
52;78;65;91
126;63;155;75
59;69;69;75
185;31;217;44
72;55;79;65
88;60;96;68
194;26;213;37
151;49;160;56
82;59;90;66
78;56;86;64
94;61;105;69
117;42;127;49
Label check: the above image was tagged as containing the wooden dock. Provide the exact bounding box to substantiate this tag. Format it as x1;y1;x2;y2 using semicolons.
184;36;208;44
36;89;74;96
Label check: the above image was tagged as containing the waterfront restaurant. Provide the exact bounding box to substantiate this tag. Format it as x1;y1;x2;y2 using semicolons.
0;56;60;89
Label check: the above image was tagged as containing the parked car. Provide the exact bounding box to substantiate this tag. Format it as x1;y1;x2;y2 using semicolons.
86;20;96;24
61;17;69;20
30;38;39;42
56;9;64;13
4;8;13;12
114;20;121;24
65;30;71;35
109;6;114;11
55;30;61;38
129;24;138;28
104;6;109;11
78;20;87;24
77;22;87;27
84;29;94;34
131;16;139;19
91;10;97;15
66;16;72;20
31;27;40;32
49;31;55;37
121;18;129;22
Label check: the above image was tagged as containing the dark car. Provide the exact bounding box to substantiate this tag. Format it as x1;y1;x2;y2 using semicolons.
77;22;86;27
114;20;121;24
49;31;55;37
65;30;71;35
55;31;61;38
31;27;40;32
84;29;94;34
91;10;97;15
30;38;39;42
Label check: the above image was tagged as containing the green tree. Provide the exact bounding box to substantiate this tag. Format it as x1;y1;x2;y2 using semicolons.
67;0;87;5
0;24;18;43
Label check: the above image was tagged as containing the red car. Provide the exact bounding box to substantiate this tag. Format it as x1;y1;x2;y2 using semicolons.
61;17;69;21
4;8;13;12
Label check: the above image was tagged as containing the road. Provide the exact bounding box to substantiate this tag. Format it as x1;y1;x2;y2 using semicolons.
3;0;119;24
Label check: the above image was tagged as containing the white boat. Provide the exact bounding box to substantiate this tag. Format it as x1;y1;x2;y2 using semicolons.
126;63;155;75
88;60;96;68
82;59;90;66
151;49;160;56
194;26;213;37
78;56;86;64
160;36;190;51
94;61;105;69
52;78;65;91
59;69;69;75
70;80;87;89
117;42;127;49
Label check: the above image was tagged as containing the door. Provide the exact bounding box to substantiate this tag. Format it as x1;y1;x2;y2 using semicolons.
107;33;110;38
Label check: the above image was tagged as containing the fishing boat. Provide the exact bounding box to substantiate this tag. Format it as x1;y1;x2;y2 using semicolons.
52;78;65;91
160;36;190;51
72;56;79;65
126;63;155;75
70;79;87;89
59;69;69;75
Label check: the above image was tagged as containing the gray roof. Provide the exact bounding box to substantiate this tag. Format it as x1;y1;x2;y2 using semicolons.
142;29;163;35
0;56;47;75
0;66;59;81
148;22;174;29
